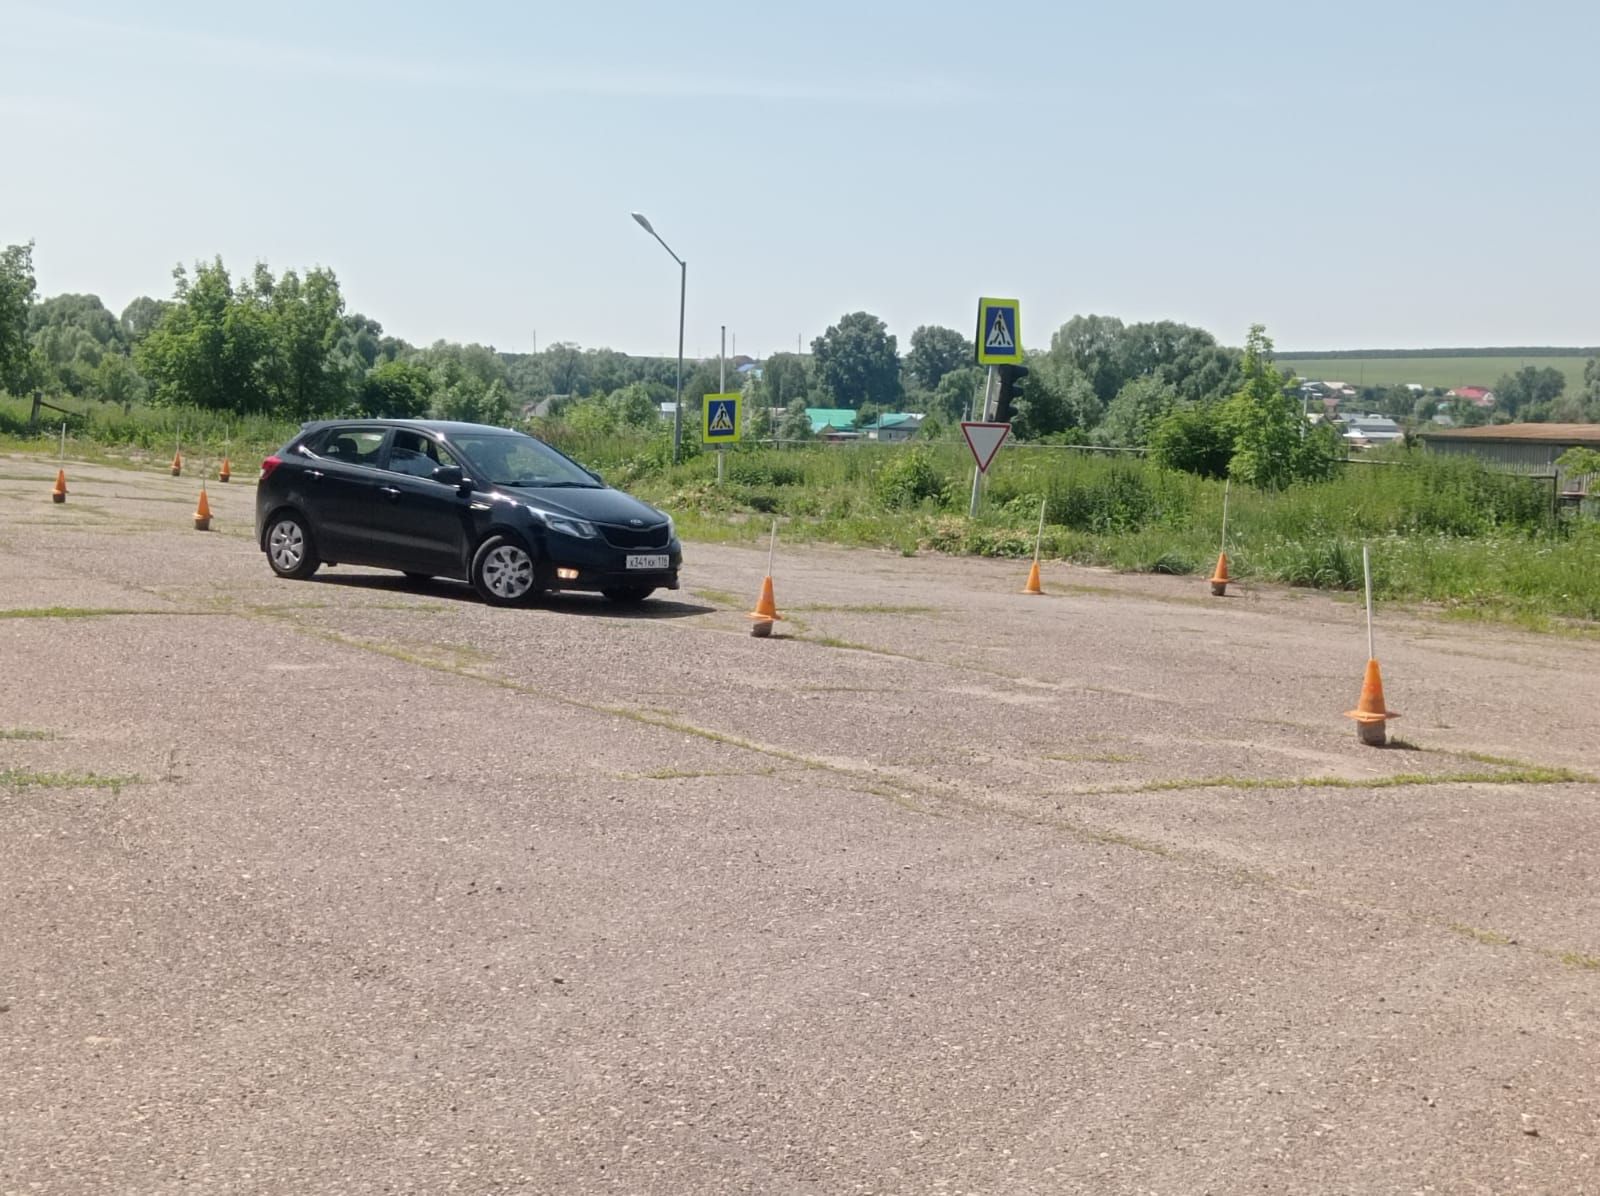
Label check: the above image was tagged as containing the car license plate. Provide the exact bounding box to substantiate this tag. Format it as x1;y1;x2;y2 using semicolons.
626;554;669;570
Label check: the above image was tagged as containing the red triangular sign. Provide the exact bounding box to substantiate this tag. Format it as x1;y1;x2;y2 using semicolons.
961;421;1010;473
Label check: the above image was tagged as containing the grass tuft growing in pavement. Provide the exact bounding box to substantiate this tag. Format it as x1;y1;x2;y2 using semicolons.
0;728;56;740
1105;763;1593;796
790;603;941;615
1449;923;1515;947
0;768;139;792
0;606;167;619
1045;752;1140;764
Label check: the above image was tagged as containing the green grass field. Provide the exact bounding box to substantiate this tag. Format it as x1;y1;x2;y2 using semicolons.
1280;355;1591;394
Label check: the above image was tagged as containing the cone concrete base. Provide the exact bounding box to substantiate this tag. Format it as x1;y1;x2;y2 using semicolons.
1356;719;1388;746
750;619;774;638
194;517;211;531
1210;580;1227;596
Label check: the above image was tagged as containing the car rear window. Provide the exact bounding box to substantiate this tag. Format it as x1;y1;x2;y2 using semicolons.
306;428;386;465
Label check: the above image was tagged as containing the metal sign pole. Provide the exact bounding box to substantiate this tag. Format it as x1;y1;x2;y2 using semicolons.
968;367;997;518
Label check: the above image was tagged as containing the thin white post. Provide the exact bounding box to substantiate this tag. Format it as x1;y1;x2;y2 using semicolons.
59;422;66;462
1219;477;1231;554
1363;543;1375;661
1035;496;1046;562
767;518;778;577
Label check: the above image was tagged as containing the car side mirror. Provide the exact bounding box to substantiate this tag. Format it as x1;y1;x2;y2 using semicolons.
585;467;604;485
432;465;471;494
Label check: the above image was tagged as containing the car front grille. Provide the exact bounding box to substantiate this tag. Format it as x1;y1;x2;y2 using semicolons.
599;522;671;550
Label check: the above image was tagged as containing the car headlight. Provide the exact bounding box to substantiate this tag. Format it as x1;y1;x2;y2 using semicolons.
530;508;598;539
665;514;676;540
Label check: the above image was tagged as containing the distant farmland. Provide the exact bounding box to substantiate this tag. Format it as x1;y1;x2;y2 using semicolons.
1280;351;1593;394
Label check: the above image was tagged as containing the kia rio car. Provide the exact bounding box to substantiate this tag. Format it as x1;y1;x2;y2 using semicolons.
255;419;681;605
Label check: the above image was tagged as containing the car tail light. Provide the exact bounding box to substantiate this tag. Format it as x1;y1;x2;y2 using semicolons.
259;455;282;482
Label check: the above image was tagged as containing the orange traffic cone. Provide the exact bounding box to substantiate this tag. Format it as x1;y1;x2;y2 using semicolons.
1345;658;1399;746
1210;551;1231;597
170;450;183;477
218;456;232;483
51;468;68;503
748;575;782;638
1022;559;1043;594
193;485;212;531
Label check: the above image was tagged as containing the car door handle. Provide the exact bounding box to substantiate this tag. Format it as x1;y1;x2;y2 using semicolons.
305;470;324;481
378;486;401;500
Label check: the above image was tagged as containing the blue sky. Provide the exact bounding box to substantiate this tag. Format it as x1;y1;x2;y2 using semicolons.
4;0;1598;358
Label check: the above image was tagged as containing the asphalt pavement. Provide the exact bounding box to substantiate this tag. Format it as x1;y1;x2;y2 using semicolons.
2;455;1597;1194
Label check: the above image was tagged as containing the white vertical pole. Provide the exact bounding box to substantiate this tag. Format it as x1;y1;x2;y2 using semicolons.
1034;496;1046;563
968;366;997;519
1219;477;1231;554
1363;543;1375;661
718;326;726;485
767;518;778;577
59;421;66;463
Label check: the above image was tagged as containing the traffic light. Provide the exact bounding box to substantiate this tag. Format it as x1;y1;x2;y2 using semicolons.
993;364;1030;423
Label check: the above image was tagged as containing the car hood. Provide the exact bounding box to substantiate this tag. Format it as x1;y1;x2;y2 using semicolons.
492;484;669;528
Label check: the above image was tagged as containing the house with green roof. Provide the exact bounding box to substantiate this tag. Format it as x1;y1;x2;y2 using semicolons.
805;408;861;440
857;413;926;443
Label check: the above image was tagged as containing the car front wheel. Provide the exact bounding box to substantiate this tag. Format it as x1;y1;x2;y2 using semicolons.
471;534;539;606
265;511;320;580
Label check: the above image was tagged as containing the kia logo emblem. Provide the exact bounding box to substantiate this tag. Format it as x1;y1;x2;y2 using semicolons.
629;518;642;526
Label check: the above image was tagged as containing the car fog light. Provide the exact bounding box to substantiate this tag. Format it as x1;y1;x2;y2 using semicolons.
556;567;579;580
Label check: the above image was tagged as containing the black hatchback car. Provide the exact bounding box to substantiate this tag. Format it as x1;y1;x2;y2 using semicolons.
254;419;681;605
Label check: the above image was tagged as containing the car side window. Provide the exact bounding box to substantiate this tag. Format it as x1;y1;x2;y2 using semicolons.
313;428;387;466
385;432;460;479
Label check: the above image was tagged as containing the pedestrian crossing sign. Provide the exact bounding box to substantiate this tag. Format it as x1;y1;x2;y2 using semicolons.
976;298;1023;365
702;393;742;444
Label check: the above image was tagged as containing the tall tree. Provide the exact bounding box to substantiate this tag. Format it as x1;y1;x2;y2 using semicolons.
119;296;171;345
135;258;270;413
358;359;433;418
1098;375;1177;448
779;396;816;440
811;311;901;409
0;241;37;394
1012;356;1099;440
930;365;984;421
253;265;351;419
903;324;968;393
542;342;587;396
1219;325;1336;487
1493;365;1565;417
1048;314;1128;404
760;353;810;408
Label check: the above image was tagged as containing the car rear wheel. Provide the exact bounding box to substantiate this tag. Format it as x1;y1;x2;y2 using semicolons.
471;534;539;606
265;511;320;580
602;585;656;605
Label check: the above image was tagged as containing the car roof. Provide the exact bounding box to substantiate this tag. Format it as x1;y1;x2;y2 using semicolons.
298;419;523;437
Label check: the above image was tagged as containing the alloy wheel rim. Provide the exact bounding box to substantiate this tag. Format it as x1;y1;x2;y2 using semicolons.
483;545;533;598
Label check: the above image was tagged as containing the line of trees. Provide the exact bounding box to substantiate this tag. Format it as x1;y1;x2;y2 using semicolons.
5;238;1598;483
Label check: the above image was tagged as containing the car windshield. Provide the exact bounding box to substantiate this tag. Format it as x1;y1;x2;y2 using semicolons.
452;432;599;489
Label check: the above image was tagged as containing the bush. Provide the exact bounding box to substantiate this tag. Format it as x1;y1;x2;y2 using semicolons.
1045;463;1158;533
1148;402;1232;479
874;448;951;509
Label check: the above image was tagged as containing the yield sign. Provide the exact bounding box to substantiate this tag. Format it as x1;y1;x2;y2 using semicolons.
961;421;1010;473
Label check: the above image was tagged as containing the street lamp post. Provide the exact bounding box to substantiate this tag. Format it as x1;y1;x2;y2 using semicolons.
631;212;686;465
